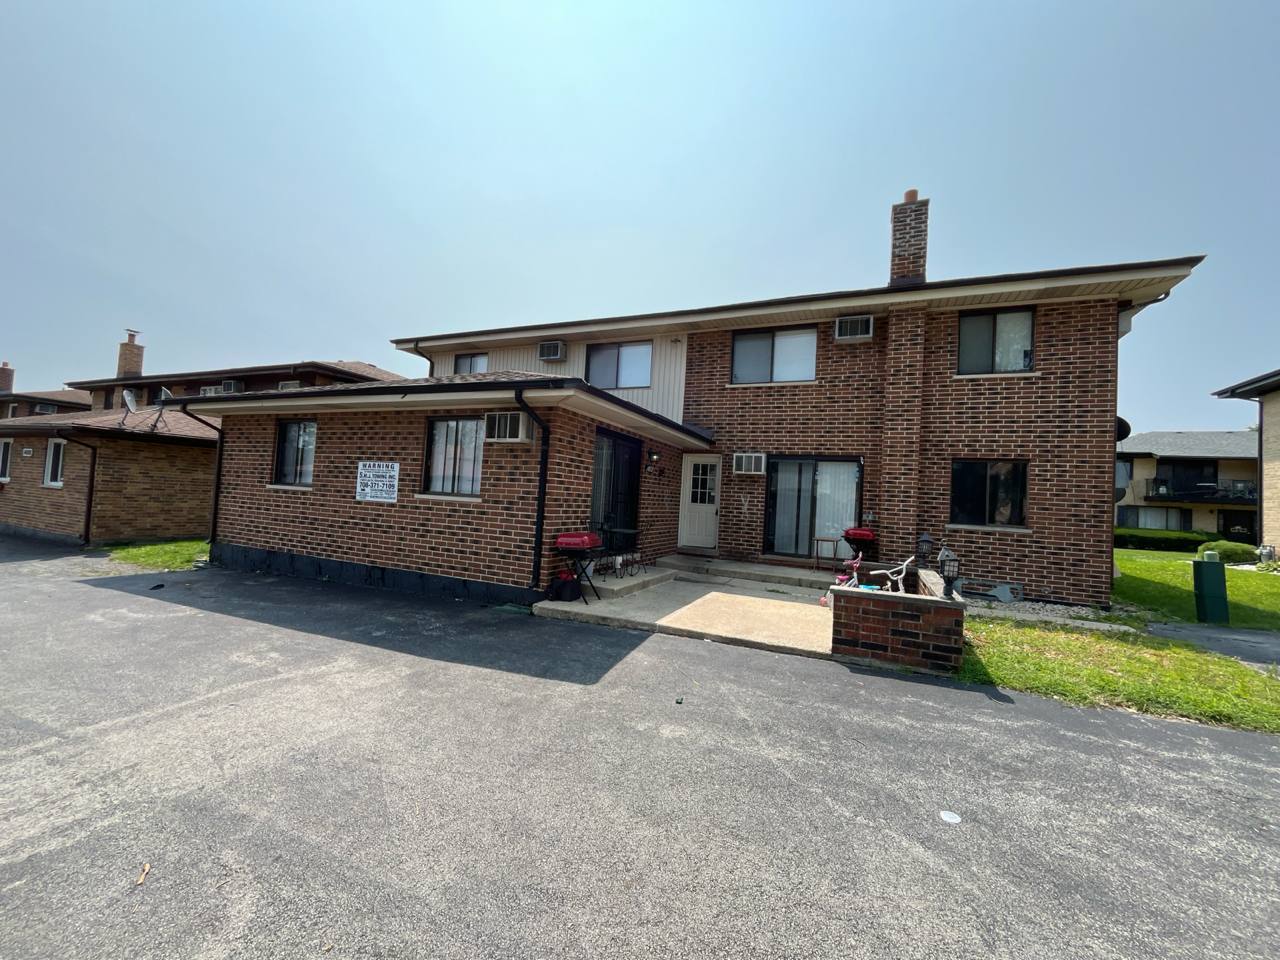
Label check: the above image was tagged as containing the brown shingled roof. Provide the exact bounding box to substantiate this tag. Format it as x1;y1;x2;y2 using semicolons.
0;406;219;444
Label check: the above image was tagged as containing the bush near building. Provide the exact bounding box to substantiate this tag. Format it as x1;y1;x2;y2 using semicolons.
1113;527;1216;552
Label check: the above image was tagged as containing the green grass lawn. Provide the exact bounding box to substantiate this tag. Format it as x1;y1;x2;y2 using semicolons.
1112;548;1280;631
960;618;1280;733
107;539;209;571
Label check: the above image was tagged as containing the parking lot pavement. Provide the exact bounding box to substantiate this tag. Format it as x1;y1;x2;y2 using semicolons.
1;536;1277;959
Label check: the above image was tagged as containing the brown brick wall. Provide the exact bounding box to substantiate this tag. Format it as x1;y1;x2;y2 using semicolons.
682;300;1120;606
0;436;91;541
215;407;683;593
682;324;886;561
89;439;215;543
830;587;964;672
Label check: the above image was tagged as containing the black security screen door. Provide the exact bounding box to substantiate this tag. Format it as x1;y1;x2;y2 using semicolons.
590;430;641;550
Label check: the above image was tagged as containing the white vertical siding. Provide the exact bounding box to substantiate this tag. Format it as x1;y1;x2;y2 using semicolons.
428;334;687;422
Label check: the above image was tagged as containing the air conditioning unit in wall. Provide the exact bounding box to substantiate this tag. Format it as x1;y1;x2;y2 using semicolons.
537;340;566;362
834;314;874;342
485;411;529;442
733;453;766;475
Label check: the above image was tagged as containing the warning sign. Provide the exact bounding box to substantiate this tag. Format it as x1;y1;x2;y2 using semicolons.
355;461;400;503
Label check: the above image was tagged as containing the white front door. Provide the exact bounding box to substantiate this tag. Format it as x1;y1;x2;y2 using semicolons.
678;454;720;549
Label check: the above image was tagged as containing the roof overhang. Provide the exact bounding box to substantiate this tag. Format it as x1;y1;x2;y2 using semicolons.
391;256;1203;354
173;384;710;450
0;423;217;447
66;361;374;390
1214;368;1280;400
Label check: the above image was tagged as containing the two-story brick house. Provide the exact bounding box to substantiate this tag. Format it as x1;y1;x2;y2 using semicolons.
172;192;1201;607
0;362;91;419
0;333;402;545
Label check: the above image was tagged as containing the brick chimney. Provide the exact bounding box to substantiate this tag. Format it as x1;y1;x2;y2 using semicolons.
117;329;144;377
889;189;929;287
0;361;12;394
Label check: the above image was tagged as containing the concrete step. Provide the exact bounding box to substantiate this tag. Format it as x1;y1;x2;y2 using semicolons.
587;565;677;599
655;554;837;591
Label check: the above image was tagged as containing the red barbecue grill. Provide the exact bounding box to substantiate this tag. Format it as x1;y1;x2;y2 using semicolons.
842;527;877;562
554;531;605;603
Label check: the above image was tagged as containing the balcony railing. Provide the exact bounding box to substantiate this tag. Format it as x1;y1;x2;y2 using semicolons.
1145;478;1258;504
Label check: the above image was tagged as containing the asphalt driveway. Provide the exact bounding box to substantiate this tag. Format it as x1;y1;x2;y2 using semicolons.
1;536;1277;959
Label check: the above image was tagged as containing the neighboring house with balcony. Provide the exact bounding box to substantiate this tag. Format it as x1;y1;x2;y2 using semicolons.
1215;367;1280;548
0;332;402;545
0;361;91;419
1115;431;1259;543
170;190;1202;607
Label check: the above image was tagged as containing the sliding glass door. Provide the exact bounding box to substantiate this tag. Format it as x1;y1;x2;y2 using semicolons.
764;459;861;557
590;430;642;551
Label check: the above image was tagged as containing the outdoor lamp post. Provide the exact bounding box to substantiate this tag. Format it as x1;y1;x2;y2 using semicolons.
939;545;960;598
916;531;936;567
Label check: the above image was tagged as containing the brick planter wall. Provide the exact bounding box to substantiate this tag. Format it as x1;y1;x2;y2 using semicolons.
830;577;965;673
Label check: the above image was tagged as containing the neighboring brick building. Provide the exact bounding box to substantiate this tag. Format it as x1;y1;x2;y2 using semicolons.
0;407;217;544
1215;370;1279;548
1115;431;1259;543
0;333;404;546
0;361;91;419
178;192;1202;606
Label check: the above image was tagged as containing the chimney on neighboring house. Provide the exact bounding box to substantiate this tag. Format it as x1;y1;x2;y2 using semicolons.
117;329;144;377
0;361;13;394
889;189;929;286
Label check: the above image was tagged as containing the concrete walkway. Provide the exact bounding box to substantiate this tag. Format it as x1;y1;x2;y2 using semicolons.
1147;621;1280;670
535;577;833;657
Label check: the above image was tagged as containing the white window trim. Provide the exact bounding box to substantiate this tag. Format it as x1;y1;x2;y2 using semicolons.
5;403;16;418
43;438;66;488
0;438;11;482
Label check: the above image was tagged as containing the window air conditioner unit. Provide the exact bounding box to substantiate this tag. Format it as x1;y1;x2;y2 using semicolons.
221;380;245;394
278;380;303;391
484;411;529;442
733;452;766;475
834;314;874;342
537;340;566;362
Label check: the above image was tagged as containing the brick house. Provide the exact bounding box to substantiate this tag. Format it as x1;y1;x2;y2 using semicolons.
1115;431;1259;543
0;361;91;419
173;192;1202;606
0;333;403;545
1215;369;1279;548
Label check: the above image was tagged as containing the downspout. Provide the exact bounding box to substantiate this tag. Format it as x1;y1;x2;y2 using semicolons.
181;405;224;546
514;389;550;590
58;432;97;545
410;339;433;375
1256;398;1264;547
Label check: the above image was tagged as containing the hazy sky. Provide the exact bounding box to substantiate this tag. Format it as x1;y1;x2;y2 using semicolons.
2;2;1275;429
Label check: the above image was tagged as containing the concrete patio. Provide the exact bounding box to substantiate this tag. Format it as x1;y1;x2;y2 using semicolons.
535;555;836;657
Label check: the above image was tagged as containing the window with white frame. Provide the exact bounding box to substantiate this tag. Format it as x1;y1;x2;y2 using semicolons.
957;309;1034;375
199;386;221;397
33;403;56;415
5;403;16;419
44;439;66;487
586;342;652;389
425;418;484;495
484;412;526;442
0;439;11;481
731;328;817;383
454;353;489;375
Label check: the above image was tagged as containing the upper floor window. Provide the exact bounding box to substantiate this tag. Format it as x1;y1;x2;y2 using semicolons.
587;342;652;389
5;402;17;418
732;328;817;384
0;438;11;481
33;403;56;415
44;439;66;488
454;354;488;375
950;459;1027;527
426;417;484;495
274;420;316;487
958;309;1034;375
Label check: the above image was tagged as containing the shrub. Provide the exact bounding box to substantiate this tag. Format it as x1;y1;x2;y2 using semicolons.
1195;540;1259;564
1114;527;1216;553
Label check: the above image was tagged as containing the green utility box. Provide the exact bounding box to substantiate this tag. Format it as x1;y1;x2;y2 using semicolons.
1192;555;1229;624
